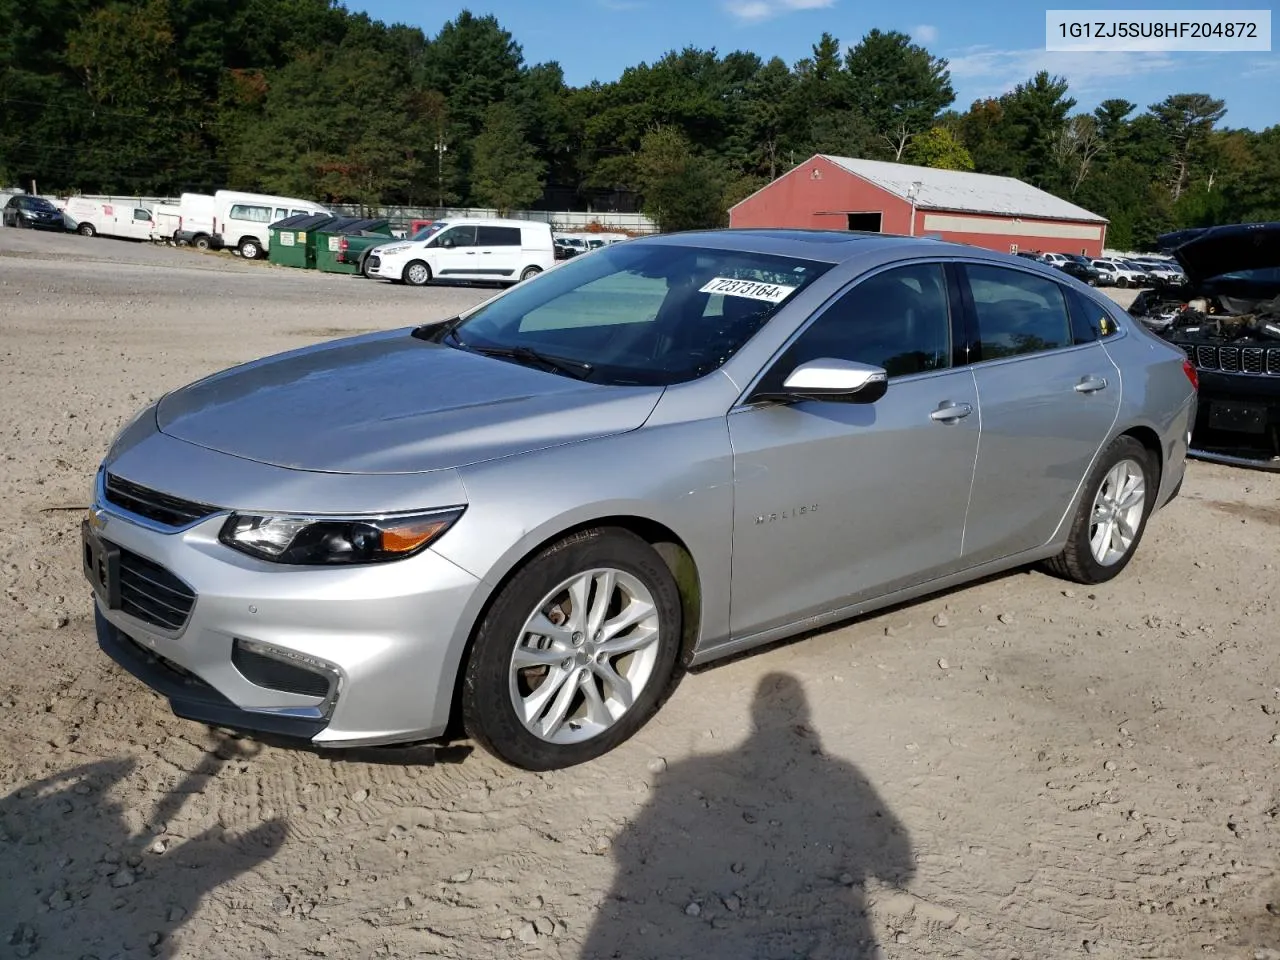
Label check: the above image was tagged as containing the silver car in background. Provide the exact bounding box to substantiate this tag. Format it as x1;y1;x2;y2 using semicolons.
83;229;1197;770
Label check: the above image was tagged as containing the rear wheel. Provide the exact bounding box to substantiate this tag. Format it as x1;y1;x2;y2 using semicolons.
193;235;211;252
1043;435;1155;585
238;238;262;260
462;528;682;770
404;260;431;286
519;265;542;282
77;223;96;237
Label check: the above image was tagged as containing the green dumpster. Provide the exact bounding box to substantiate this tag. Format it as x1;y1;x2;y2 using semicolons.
315;217;394;275
268;213;337;268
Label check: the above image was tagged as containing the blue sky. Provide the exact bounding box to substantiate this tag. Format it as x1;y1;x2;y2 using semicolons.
351;0;1277;130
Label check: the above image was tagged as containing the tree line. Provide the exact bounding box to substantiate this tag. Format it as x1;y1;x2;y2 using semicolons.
2;0;1277;249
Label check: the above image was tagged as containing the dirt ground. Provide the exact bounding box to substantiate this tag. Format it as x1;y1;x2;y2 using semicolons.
1;228;1278;960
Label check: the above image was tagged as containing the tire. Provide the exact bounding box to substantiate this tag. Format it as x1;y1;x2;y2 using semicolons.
238;238;262;260
193;235;211;252
1043;435;1156;585
77;223;96;237
403;260;431;286
519;265;542;282
461;527;683;770
359;255;375;279
1116;276;1129;288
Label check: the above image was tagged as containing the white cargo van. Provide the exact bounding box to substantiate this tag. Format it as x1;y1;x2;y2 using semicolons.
367;218;556;287
212;190;329;259
172;193;219;250
65;198;156;241
151;202;182;242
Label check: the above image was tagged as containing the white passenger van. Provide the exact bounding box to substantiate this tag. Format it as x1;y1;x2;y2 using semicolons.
211;190;330;260
366;218;555;287
65;197;156;241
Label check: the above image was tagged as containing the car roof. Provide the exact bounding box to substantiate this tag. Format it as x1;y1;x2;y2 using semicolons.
634;228;987;264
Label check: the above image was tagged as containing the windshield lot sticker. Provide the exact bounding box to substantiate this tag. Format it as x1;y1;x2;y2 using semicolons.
699;277;797;303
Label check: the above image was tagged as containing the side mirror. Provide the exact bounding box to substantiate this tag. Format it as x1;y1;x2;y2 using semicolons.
771;358;888;402
440;237;455;248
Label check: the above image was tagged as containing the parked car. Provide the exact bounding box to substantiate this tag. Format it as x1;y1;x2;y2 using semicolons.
1037;252;1072;267
65;198;156;241
2;194;67;230
211;190;329;260
365;218;555;286
1128;221;1280;469
83;229;1195;769
345;221;436;278
172;193;220;250
1016;251;1046;263
1052;259;1107;286
1090;258;1148;288
1130;256;1186;283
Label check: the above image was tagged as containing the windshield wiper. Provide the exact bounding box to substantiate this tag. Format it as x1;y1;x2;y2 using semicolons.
469;342;595;380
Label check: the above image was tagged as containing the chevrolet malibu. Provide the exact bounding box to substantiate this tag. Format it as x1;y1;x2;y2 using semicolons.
83;230;1197;770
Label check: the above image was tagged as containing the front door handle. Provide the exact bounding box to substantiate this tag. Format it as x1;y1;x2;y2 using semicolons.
1075;375;1108;394
930;400;973;423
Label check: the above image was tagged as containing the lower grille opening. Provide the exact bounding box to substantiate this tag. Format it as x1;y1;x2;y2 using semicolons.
231;641;332;698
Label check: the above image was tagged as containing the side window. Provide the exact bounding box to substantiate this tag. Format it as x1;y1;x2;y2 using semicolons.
964;264;1073;361
134;208;150;221
1066;288;1119;342
477;226;521;246
432;225;476;247
274;207;289;221
766;263;953;385
291;209;308;217
230;204;271;223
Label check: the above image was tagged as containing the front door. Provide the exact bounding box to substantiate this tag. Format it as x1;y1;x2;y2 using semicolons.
957;263;1122;565
430;224;478;279
727;262;980;641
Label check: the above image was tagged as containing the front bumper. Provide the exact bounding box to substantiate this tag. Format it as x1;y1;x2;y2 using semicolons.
85;485;485;747
367;253;407;280
1185;366;1280;471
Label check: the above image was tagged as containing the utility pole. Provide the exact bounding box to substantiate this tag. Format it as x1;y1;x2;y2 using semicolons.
435;134;448;210
907;180;922;237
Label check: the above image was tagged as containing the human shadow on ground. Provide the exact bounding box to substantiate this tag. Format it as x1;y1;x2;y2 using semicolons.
0;737;285;959
580;671;915;960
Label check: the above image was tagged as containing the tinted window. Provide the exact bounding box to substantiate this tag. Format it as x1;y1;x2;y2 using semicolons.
964;264;1073;360
1067;288;1119;341
433;224;477;247
230;204;272;223
444;243;830;386
477;225;521;246
766;263;952;382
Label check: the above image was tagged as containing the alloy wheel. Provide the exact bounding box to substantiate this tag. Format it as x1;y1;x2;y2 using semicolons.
1089;458;1146;566
508;568;661;745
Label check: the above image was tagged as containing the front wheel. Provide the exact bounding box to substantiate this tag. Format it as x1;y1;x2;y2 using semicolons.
1116;277;1129;288
461;528;682;770
77;223;96;237
238;238;262;260
1043;435;1155;584
404;260;431;286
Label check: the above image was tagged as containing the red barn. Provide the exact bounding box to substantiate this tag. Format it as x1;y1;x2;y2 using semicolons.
729;154;1108;257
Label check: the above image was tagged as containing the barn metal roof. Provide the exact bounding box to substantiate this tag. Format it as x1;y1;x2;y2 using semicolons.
819;155;1108;223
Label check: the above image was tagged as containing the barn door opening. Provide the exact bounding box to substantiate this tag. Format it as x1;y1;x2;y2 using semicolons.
846;212;882;232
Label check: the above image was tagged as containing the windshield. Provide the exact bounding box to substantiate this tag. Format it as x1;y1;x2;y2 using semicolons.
438;242;832;386
410;222;447;242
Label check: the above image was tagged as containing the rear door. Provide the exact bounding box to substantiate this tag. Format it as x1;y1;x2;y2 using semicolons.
958;263;1121;566
475;225;522;280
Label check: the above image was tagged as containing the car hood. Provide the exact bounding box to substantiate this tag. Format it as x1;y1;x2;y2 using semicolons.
1159;222;1280;296
156;330;664;474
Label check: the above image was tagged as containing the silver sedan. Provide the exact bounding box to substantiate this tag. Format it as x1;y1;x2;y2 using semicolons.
83;229;1198;769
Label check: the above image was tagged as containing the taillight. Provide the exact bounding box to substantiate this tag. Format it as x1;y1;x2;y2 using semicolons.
1182;358;1199;392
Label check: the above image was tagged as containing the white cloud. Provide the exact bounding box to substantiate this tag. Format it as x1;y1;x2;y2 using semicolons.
912;24;939;44
946;45;1190;99
724;0;835;22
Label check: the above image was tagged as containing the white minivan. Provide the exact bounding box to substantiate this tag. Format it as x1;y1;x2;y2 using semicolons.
367;218;555;286
211;190;329;260
65;198;156;241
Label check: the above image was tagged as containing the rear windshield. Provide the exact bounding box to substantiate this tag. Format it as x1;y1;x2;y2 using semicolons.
442;242;832;386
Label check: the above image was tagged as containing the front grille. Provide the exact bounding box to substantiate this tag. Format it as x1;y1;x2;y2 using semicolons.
105;473;218;528
118;548;196;631
232;642;331;698
1180;343;1280;378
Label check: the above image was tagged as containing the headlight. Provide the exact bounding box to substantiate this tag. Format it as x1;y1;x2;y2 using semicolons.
379;243;409;255
218;507;465;565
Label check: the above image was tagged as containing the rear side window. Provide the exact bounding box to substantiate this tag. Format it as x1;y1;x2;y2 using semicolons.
230;204;271;223
964;264;1073;361
477;226;521;246
1066;289;1119;342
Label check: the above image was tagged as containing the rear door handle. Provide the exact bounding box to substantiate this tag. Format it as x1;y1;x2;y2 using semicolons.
1075;375;1108;394
930;401;973;423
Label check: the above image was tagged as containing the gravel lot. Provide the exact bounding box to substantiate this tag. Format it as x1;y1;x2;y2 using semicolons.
2;228;1278;960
